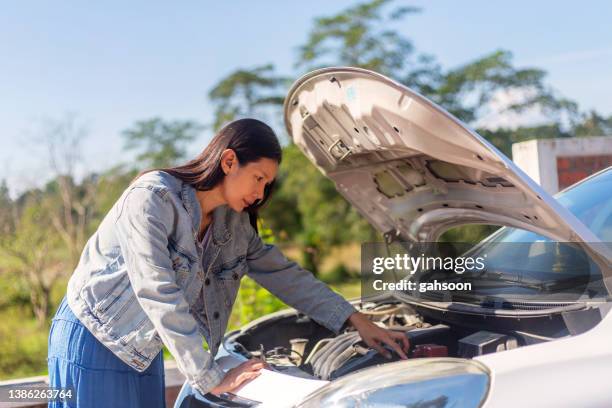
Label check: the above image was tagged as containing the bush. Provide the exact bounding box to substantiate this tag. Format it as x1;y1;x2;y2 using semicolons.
229;277;288;330
321;263;353;284
0;306;49;380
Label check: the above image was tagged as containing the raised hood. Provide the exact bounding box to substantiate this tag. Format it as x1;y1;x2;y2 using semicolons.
283;67;606;247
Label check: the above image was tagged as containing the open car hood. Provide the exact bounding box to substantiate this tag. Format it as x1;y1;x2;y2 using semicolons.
283;67;609;256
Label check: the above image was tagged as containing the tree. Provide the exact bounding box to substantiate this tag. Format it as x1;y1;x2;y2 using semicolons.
432;50;579;125
122;117;203;168
573;111;612;137
297;0;441;95
27;115;99;269
0;180;14;236
0;194;66;325
261;145;375;274
91;164;139;218
208;64;288;132
298;1;577;128
478;124;571;158
297;0;428;76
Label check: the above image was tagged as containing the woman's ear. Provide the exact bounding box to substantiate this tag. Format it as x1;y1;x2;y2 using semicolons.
220;149;238;175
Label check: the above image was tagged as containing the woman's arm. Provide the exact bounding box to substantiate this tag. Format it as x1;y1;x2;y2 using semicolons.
242;214;409;358
242;215;357;334
115;187;224;395
241;212;357;334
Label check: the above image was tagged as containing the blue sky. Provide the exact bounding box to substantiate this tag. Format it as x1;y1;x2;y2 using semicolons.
2;1;611;196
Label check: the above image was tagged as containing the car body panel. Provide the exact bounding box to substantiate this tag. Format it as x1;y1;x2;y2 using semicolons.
477;303;612;407
283;67;611;284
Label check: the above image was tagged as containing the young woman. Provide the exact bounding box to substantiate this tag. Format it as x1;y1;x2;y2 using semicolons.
47;118;409;407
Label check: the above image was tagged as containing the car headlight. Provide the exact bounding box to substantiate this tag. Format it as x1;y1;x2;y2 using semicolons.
297;358;490;408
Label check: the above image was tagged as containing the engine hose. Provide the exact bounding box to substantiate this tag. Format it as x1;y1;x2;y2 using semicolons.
359;305;404;315
322;342;360;380
318;334;360;379
309;332;355;370
386;324;420;331
303;338;333;365
312;332;361;379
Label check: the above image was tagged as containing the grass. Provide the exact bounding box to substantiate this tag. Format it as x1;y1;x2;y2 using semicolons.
329;279;361;300
0;305;50;380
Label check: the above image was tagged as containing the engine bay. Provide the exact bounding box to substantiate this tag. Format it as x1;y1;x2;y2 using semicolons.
221;299;576;381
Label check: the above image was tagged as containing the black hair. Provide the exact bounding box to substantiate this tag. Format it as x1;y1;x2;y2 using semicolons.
134;118;282;232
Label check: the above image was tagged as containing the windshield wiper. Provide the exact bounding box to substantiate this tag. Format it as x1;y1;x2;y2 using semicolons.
539;275;591;291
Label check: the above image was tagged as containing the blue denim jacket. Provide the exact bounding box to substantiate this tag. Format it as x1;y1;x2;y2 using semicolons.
66;170;357;394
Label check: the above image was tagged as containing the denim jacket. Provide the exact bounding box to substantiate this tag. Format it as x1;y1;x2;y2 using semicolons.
66;170;357;394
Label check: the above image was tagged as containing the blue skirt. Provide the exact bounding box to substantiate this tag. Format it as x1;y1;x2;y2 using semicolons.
47;296;166;408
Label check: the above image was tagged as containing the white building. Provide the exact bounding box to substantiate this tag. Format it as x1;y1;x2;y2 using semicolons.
511;136;612;194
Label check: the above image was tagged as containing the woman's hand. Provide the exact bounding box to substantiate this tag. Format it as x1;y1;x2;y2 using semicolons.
347;312;410;359
209;358;270;396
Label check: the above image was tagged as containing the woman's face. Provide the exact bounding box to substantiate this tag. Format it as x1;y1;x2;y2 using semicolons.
220;149;279;213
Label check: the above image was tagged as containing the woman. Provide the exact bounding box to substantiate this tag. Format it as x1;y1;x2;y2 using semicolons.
47;118;409;407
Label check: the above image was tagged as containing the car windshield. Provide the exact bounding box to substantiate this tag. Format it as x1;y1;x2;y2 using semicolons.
416;168;612;303
494;168;612;243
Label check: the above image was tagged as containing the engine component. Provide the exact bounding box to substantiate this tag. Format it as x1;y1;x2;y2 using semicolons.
327;343;406;380
306;331;362;380
289;338;309;365
458;331;518;358
360;303;423;329
412;344;448;358
305;323;454;380
303;338;333;365
405;324;454;348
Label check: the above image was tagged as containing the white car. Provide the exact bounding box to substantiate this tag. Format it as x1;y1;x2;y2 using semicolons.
175;67;612;408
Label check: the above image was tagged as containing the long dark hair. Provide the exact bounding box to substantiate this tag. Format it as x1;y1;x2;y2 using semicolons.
133;118;282;232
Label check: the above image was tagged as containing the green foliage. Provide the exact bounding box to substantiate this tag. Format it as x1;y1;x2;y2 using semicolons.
439;224;500;244
91;165;139;219
122;117;203;168
0;306;49;379
0;180;13;235
478;123;571;157
431;50;578;124
0;270;30;309
321;263;354;284
261;144;376;274
297;1;578;128
208;64;288;131
0;278;67;380
230;277;288;329
296;0;441;100
573;111;612;137
477;112;612;158
0;194;67;325
297;0;422;75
